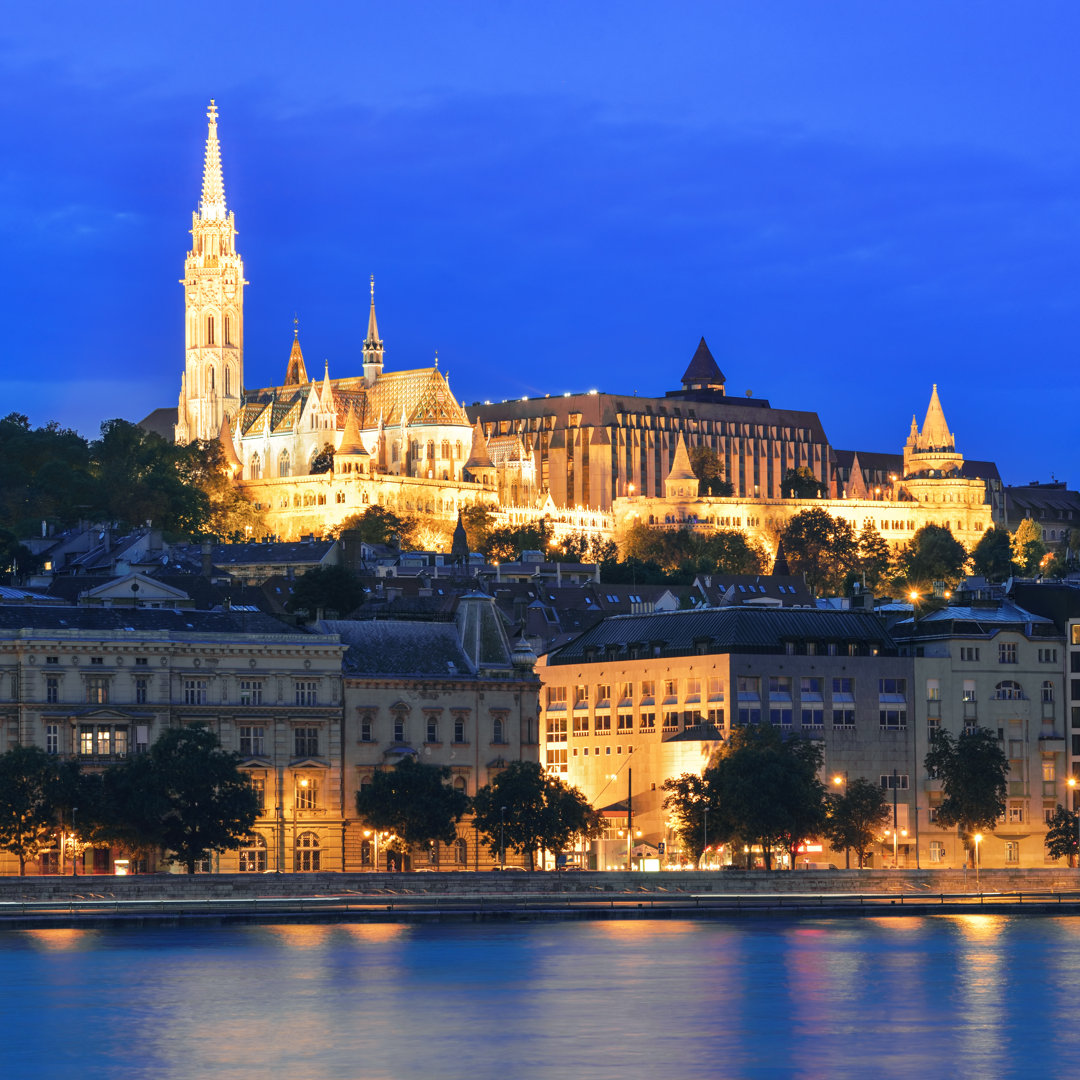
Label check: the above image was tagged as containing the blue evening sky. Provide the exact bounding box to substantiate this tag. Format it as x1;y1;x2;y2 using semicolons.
3;3;1078;485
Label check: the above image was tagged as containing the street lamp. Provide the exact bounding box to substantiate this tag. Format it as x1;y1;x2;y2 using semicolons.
70;806;78;877
1068;777;1080;867
702;805;709;869
973;832;983;890
293;777;309;872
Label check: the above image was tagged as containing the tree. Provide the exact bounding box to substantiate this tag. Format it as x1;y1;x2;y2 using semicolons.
309;442;335;475
781;509;858;596
0;746;63;875
893;523;968;590
707;725;826;870
661;772;714;865
1044;805;1079;865
461;504;495;552
335;505;418;549
179;439;267;540
146;724;260;873
781;466;825;499
472;761;601;870
1012;519;1047;576
823;778;891;868
286;564;365;618
688;446;734;497
355;758;470;857
924;728;1008;865
856;522;891;592
971;526;1015;582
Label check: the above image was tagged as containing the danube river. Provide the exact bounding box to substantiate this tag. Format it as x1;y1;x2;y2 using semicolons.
3;915;1077;1079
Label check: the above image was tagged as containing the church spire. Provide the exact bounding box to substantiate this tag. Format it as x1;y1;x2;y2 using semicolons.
363;275;385;385
918;384;954;451
284;318;308;385
201;99;227;221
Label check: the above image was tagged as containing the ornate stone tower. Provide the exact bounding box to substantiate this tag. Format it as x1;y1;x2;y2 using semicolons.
362;276;384;386
175;100;246;444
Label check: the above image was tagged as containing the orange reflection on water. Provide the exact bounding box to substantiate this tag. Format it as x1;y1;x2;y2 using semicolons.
21;928;97;951
264;923;335;949
944;913;1007;941
334;922;410;945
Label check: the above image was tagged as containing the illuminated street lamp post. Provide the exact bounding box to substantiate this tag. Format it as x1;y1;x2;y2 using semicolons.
293;777;309;872
1068;777;1080;867
832;773;849;869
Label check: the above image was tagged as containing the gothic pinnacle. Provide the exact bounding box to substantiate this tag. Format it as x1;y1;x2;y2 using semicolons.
200;98;227;221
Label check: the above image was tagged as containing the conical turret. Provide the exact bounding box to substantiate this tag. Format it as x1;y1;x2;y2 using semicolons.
664;433;699;498
284;321;308;385
918;384;954;452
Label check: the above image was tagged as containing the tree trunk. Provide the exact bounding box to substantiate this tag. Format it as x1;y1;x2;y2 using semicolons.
18;855;25;877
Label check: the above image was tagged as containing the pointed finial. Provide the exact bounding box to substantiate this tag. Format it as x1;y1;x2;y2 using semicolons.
293;314;299;339
207;99;218;123
434;350;439;368
370;274;375;300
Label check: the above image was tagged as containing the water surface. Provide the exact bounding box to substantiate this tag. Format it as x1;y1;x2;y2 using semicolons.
2;915;1076;1079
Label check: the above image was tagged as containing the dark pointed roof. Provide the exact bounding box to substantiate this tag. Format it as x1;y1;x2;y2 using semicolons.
772;538;790;576
681;337;725;388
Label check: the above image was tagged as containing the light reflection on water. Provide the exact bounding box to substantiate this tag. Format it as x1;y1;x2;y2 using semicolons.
2;915;1079;1080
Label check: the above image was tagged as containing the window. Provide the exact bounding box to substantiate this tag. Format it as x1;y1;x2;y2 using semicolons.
1008;805;1024;824
86;677;109;705
1004;841;1020;864
925;679;940;701
573;716;590;735
78;724;126;758
393;716;406;742
960;647;980;662
596;683;612;703
80;726;94;756
999;642;1018;664
45;724;59;754
295;779;318;811
1039;648;1058;664
239;834;268;873
239;726;265;757
880;774;909;790
639;711;656;731
994;681;1025;701
295;680;318;706
114;727;128;756
1042;759;1056;783
90;657;104;666
662;678;677;701
620;682;633;703
878;678;907;697
640;680;655;701
294;726;319;758
879;708;907;730
135;677;148;705
929;841;945;864
360;715;373;742
737;676;761;699
295;831;320;872
769;676;792;698
546;746;568;772
547;686;567;707
492;717;506;743
453;717;466;743
278;449;291;478
708;677;724;701
547;717;567;742
184;679;207;705
46;677;59;704
240;680;263;706
46;656;59;665
832;709;855;728
1041;681;1055;704
250;777;266;812
686;678;701;699
426;717;439;743
770;707;793;727
454;838;467;865
617;713;633;731
574;684;589;706
832;677;854;699
801;708;824;728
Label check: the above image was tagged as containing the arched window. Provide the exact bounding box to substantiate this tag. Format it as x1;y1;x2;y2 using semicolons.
360;839;373;867
207;315;215;346
224;315;231;346
453;775;467;795
454;837;467;865
427;441;435;460
295;831;320;872
994;680;1025;701
492;717;505;744
239;834;267;873
249;453;261;480
278;450;291;478
225;366;231;396
441;440;451;459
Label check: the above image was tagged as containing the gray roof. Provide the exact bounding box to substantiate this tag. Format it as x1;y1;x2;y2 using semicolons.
320;619;475;677
891;601;1054;638
0;605;316;638
550;607;895;664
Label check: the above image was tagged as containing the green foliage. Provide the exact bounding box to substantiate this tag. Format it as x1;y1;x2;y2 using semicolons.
461;504;496;552
0;746;64;875
706;725;826;869
971;526;1015;582
856;522;891;592
892;523;968;590
549;531;619;564
472;761;601;869
924;728;1008;862
309;442;335;475
335;505;419;548
1044;804;1079;864
179;438;267;541
1012;518;1048;576
781;508;858;596
823;778;891;868
616;522;765;582
286;564;365;618
661;772;714;864
355;757;470;850
688;446;734;497
141;724;260;873
781;466;826;499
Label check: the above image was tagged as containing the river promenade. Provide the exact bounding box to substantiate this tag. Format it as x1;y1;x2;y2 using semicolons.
2;867;1080;927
